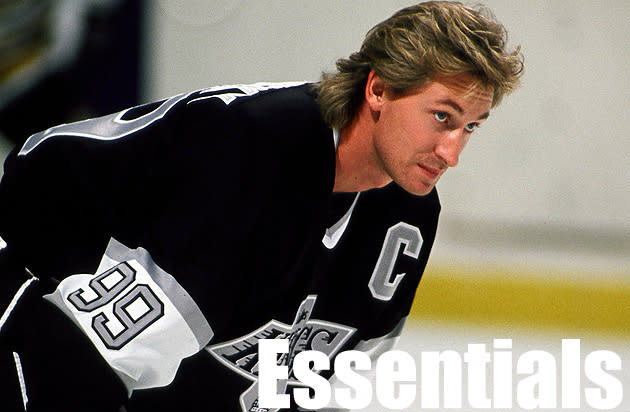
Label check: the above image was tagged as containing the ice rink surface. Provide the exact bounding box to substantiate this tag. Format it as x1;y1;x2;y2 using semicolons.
385;320;630;412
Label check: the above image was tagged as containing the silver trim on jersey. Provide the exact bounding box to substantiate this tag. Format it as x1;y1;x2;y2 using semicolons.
18;92;195;156
104;238;214;347
186;81;308;106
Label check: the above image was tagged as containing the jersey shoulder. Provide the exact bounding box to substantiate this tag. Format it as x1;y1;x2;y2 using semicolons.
183;82;336;196
0;82;335;278
184;82;332;158
13;82;326;158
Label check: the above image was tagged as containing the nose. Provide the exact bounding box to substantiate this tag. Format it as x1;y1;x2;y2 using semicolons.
435;129;466;167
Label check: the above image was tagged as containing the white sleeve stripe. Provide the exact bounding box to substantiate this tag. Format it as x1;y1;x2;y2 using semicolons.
0;275;38;334
12;352;28;411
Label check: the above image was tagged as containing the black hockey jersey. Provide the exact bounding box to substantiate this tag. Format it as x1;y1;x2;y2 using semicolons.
0;83;440;411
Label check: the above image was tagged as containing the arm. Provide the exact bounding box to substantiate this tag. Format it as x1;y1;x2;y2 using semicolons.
0;93;198;410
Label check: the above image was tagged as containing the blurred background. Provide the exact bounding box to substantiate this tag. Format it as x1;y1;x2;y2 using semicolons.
1;1;628;410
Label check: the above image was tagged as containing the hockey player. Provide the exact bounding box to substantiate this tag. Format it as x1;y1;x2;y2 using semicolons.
0;2;522;411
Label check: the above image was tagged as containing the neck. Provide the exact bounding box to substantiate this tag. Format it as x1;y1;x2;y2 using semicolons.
333;103;392;193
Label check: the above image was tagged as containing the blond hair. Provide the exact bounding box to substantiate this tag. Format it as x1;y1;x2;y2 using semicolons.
314;1;524;129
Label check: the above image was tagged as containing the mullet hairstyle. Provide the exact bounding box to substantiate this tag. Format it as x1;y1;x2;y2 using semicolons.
313;1;524;129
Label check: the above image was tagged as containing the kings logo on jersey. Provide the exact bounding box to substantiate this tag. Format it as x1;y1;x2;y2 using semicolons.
206;295;356;412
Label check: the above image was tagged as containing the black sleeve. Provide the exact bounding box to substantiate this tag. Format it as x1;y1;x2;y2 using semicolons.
0;84;336;411
0;250;128;412
0;93;193;282
0;95;193;411
0;84;334;290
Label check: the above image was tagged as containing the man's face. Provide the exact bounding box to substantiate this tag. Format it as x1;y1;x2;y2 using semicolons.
371;73;493;196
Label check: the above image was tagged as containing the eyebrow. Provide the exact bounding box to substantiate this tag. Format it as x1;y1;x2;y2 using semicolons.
437;99;490;120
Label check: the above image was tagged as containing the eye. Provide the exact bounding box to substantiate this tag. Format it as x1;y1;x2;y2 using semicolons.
464;122;480;133
434;112;448;123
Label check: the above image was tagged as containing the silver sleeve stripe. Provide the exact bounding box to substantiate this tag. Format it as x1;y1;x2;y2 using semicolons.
17;92;194;157
104;238;214;347
188;81;307;106
0;275;38;334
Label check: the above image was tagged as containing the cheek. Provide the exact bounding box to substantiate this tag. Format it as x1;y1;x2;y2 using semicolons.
382;111;421;147
377;104;434;156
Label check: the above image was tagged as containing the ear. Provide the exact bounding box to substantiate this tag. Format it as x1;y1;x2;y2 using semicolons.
365;70;386;112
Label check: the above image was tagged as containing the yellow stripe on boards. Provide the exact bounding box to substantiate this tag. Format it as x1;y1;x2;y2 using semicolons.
410;263;630;338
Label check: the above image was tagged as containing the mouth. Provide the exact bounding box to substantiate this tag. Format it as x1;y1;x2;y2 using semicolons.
417;163;442;180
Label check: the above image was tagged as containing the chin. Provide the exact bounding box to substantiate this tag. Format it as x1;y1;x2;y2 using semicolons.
399;181;435;196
